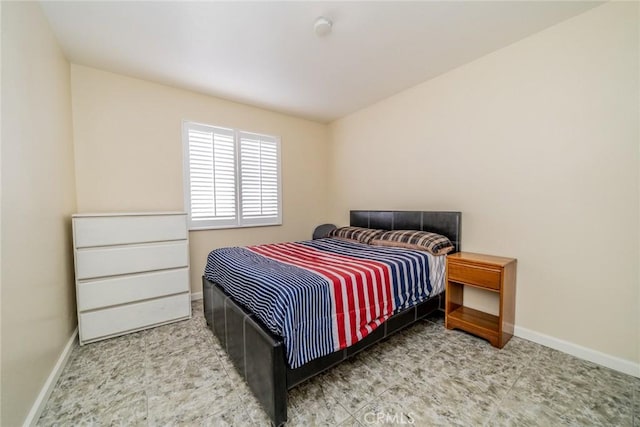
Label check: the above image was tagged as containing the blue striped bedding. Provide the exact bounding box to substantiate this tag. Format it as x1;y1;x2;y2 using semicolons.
204;238;445;368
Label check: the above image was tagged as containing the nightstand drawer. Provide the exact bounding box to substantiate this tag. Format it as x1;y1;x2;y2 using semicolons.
448;263;501;290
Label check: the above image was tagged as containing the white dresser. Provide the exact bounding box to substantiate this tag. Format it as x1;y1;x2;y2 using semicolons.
72;212;191;345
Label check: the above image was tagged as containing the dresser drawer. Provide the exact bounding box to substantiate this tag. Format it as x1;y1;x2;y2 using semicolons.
448;262;501;290
78;268;189;311
79;293;191;342
73;214;186;248
75;241;189;280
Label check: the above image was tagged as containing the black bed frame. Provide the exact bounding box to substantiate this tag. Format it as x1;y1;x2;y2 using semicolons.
202;210;461;426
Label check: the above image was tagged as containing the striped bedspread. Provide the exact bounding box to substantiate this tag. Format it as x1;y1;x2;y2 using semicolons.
204;238;445;368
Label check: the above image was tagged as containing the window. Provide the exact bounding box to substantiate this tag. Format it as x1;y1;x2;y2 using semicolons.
182;121;282;230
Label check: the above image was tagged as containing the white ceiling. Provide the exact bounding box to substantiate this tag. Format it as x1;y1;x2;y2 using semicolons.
41;1;601;123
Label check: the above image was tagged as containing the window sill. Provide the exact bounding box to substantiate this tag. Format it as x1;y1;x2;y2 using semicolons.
188;222;282;232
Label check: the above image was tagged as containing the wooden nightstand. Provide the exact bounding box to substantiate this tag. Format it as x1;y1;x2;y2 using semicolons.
445;252;517;348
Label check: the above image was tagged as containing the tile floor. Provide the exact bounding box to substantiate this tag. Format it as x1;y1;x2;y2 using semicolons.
38;300;639;426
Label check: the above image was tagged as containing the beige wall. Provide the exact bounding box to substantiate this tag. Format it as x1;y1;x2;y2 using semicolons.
70;65;329;293
0;0;4;423
329;2;639;363
1;2;78;426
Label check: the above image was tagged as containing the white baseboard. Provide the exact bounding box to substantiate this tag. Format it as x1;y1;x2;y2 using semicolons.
514;326;639;378
191;291;203;301
24;327;78;427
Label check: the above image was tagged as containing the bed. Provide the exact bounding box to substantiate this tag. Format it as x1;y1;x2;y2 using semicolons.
202;210;461;426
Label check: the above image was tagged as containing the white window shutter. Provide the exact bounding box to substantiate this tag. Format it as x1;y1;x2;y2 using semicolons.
183;122;281;230
184;123;237;229
238;132;282;226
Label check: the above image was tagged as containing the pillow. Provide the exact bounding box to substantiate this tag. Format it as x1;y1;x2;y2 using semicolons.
370;230;454;255
328;226;384;244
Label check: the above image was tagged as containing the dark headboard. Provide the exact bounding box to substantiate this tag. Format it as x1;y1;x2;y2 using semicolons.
350;210;461;253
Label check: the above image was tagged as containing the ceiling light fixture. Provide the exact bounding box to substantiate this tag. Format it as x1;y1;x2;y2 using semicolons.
314;16;333;37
